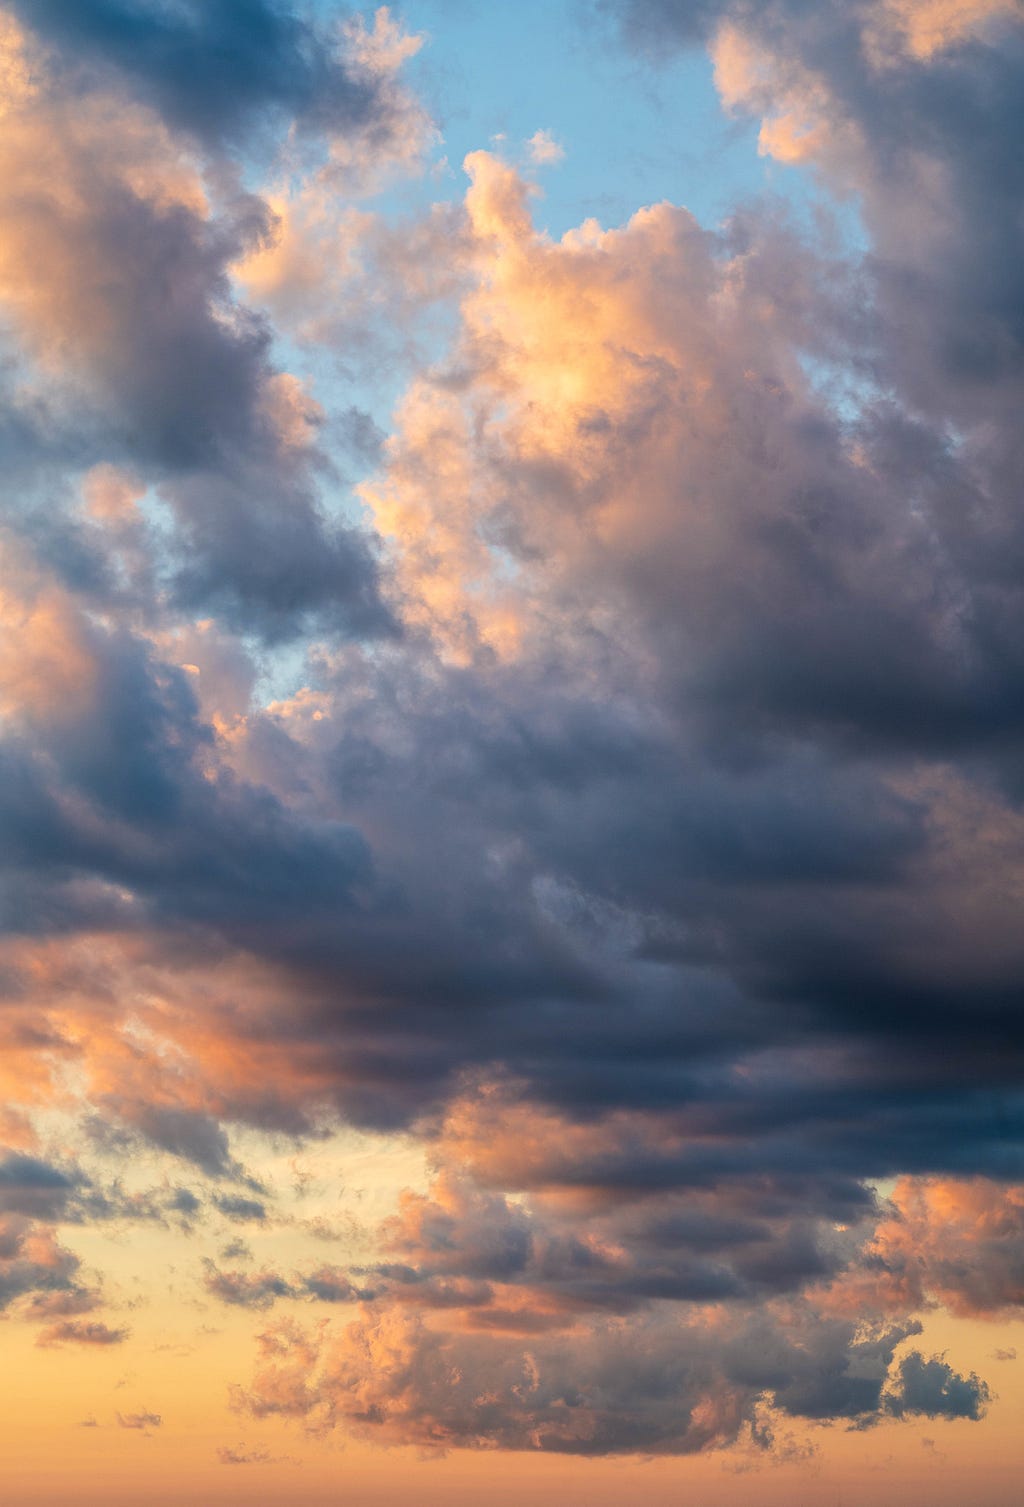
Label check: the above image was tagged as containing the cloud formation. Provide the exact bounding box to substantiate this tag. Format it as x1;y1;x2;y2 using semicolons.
0;0;1022;1466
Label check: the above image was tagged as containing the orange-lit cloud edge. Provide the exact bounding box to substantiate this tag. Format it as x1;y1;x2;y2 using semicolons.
0;1;1023;1501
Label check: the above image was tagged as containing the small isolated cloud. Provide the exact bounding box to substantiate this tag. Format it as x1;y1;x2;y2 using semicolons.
885;1353;991;1422
992;1348;1017;1361
79;1416;99;1428
37;1319;129;1347
220;1239;254;1263
527;129;565;165
117;1410;162;1434
217;1444;296;1466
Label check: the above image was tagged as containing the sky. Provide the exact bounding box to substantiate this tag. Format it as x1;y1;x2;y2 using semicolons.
0;0;1023;1503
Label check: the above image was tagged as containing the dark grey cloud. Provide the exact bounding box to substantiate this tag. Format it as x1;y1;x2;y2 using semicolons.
885;1352;991;1422
0;1154;81;1220
9;0;386;151
214;1195;268;1224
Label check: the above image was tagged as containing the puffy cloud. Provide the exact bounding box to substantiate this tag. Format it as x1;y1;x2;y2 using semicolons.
608;0;1024;432
235;1301;979;1454
527;130;565;166
0;7;391;638
843;1177;1024;1318
0;1214;82;1311
884;1351;991;1420
867;0;1021;61
1;0;1023;1465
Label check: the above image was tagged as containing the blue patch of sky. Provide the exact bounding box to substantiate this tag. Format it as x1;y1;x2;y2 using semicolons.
397;0;765;234
383;0;857;235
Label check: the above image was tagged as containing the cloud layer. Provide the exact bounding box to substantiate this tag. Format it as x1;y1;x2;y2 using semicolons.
0;0;1022;1463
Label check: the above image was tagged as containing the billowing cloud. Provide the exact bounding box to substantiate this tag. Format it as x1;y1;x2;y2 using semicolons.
0;8;392;638
234;1302;984;1453
0;0;1022;1471
883;1351;991;1421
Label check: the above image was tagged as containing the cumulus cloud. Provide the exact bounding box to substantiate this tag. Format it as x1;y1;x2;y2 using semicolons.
527;129;565;165
0;7;392;639
1;0;1022;1466
884;1351;991;1421
234;1302;981;1454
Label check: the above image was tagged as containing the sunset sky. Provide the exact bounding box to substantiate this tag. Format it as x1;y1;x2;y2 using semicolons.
1;1;1024;1502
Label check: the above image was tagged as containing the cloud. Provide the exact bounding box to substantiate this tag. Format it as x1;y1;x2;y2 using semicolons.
835;1178;1024;1318
217;1442;297;1465
202;1258;365;1311
527;130;565;166
0;10;393;640
884;1351;991;1421
117;1409;162;1433
37;1318;130;1347
214;1194;268;1224
0;1153;81;1219
221;1239;254;1263
5;0;419;154
0;0;1022;1464
234;1302;971;1454
22;1287;101;1320
202;1262;296;1312
0;1214;82;1312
